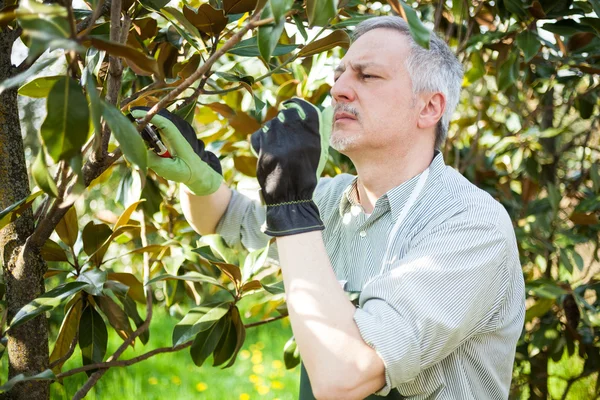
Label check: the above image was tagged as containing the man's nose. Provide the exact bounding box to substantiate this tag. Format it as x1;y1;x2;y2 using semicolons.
331;73;356;103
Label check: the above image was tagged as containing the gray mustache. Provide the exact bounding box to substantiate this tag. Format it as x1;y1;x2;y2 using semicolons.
333;104;360;121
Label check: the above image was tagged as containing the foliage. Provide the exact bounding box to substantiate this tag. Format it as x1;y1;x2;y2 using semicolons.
0;0;599;398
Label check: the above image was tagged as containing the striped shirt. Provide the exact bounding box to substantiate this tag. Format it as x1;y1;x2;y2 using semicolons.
216;151;525;399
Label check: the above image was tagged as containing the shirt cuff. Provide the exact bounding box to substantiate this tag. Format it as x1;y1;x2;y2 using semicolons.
353;302;419;396
215;190;248;247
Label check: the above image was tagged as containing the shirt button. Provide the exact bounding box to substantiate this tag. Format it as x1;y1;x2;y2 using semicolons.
359;230;367;238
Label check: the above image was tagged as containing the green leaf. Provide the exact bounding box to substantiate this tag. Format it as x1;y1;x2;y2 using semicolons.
0;370;56;393
190;315;228;367
298;29;350;57
527;280;568;299
8;281;88;329
18;75;63;98
40;76;90;162
107;272;145;304
55;206;78;247
223;0;258;14
465;52;485;84
32;148;58;197
95;295;134;341
0;191;43;231
101;101;148;174
497;52;519;91
213;316;237;367
223;306;246;368
172;302;232;346
589;0;600;17
117;293;150;344
559;249;573;274
590;163;600;193
84;70;103;146
79;305;108;375
547;182;561;213
516;30;540;62
77;269;108;296
0;58;57;94
243;242;270;281
541;20;594;36
575;92;596;119
306;0;337;27
292;14;308;40
84;38;159;76
270;0;293;23
49;298;82;373
41;239;69;262
139;0;170;11
283;336;300;369
198;235;239;265
82;221;113;266
258;5;286;61
228;35;297;57
503;0;528;18
261;281;285;295
400;1;430;49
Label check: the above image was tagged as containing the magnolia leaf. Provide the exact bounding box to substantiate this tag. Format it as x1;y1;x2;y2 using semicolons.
298;29;350;57
40;76;90;162
32;148;58;197
85;37;159;76
0;370;56;393
183;4;227;37
516;30;540;62
79;305;108;375
190;316;228;366
213;315;236;367
95;295;134;341
228;36;297;57
172;302;232;346
223;0;258;14
101;101;148;174
0;58;56;94
258;5;285;61
0;191;43;231
55;206;78;247
82;221;113;265
223;306;246;368
18;75;62;98
107;272;145;303
283;335;300;368
9;281;88;329
306;0;337;27
49;298;82;373
41;239;69;262
400;1;430;49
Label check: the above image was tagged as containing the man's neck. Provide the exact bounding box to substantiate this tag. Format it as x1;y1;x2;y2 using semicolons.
353;146;434;214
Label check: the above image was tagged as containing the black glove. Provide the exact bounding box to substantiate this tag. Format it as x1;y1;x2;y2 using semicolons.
250;98;331;237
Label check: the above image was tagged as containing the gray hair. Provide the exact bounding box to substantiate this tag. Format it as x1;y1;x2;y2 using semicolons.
353;16;463;149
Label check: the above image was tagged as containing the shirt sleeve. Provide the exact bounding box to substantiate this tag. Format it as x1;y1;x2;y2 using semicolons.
215;189;270;252
353;216;510;395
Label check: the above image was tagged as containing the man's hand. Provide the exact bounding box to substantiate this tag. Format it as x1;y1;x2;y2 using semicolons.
130;107;223;196
250;98;332;236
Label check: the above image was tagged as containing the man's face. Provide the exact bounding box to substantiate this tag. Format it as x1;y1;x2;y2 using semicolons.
330;29;417;155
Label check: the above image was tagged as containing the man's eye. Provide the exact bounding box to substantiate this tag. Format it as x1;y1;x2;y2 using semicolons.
361;73;377;80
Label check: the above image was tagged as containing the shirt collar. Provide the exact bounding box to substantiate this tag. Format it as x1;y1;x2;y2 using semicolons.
338;150;446;220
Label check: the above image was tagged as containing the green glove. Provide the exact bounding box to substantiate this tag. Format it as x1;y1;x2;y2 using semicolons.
130;107;223;196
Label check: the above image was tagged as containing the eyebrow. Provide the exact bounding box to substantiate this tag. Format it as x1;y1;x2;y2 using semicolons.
334;61;385;75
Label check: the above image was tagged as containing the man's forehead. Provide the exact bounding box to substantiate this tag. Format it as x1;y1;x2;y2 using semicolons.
336;30;410;71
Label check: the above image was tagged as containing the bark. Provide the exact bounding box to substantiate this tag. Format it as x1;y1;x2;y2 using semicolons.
0;31;50;400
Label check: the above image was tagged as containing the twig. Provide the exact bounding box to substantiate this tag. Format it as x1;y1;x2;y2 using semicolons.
78;0;107;38
244;314;287;328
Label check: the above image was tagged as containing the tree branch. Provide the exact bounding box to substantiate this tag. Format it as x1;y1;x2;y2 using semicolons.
135;8;265;133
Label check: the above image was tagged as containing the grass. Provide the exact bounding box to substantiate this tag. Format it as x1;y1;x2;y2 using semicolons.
43;307;300;400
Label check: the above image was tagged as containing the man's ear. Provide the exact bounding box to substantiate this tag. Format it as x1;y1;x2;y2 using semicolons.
417;93;446;130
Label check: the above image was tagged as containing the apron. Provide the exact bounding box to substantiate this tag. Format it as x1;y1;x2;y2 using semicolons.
298;169;429;400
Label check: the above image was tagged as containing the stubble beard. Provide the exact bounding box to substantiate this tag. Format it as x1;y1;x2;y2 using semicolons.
330;103;360;152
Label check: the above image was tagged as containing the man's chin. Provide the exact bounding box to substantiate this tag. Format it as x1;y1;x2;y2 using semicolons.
330;133;359;153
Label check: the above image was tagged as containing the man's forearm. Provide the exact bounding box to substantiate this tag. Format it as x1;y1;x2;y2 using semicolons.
277;232;385;399
180;183;232;235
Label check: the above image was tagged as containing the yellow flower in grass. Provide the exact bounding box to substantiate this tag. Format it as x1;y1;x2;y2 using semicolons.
252;364;265;374
196;382;208;392
249;374;262;384
251;355;263;364
240;394;250;400
256;385;270;395
240;350;251;360
256;341;265;350
271;360;283;369
271;381;285;390
171;376;181;385
148;377;158;385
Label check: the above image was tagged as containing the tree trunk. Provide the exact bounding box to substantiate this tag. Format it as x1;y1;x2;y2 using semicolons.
0;31;50;400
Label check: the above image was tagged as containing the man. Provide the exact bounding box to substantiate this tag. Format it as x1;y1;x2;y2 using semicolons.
132;16;525;400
